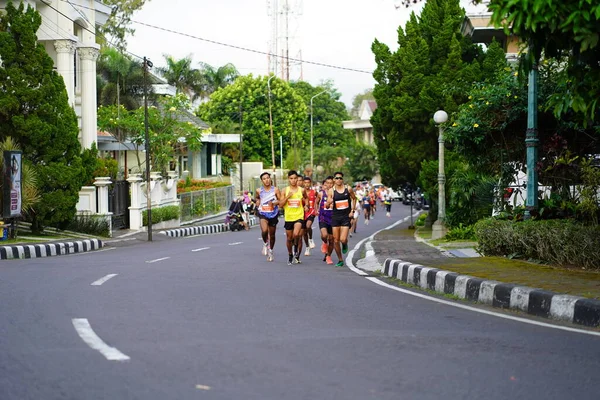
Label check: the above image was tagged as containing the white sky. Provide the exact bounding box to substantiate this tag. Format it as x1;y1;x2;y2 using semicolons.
126;0;484;107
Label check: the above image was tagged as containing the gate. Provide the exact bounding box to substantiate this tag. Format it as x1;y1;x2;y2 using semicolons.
108;180;130;230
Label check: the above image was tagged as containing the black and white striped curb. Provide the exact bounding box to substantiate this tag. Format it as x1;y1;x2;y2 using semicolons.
0;239;103;260
160;217;258;238
383;258;600;328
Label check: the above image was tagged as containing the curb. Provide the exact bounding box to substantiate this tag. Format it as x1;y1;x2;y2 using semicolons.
160;216;258;238
382;258;600;328
0;239;104;260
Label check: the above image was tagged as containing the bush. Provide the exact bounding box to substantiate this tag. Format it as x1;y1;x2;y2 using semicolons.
65;215;110;237
445;223;476;241
475;218;600;269
142;205;180;226
415;212;428;227
177;179;230;194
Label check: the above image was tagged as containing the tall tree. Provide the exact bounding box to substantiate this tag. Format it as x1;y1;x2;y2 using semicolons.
198;62;239;97
197;75;306;164
157;55;200;100
0;1;87;232
97;47;145;111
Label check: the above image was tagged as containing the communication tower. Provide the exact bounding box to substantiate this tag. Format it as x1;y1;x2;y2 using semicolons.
266;0;303;81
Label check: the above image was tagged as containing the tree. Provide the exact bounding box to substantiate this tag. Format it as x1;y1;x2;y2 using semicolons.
0;1;88;232
344;141;379;182
197;75;307;164
479;0;600;122
157;55;200;100
98;0;151;51
198;62;239;97
371;0;482;190
97;47;146;111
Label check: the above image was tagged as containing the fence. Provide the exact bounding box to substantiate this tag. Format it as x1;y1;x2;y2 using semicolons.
179;185;235;223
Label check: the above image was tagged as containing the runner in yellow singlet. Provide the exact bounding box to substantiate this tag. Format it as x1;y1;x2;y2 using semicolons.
281;170;308;265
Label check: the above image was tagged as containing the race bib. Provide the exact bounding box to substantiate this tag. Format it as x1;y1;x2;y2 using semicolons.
288;199;301;208
262;203;274;212
335;199;349;210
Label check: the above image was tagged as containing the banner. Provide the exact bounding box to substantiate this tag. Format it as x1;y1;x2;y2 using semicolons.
3;151;22;218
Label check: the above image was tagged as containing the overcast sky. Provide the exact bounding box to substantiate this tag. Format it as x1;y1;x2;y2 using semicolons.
126;0;484;107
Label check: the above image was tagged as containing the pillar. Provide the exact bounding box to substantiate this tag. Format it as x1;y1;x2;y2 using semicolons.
127;174;143;230
54;40;76;106
78;47;100;149
93;177;111;214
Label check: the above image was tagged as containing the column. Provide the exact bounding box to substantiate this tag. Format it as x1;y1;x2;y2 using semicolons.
54;40;76;106
78;47;100;149
127;174;144;230
93;177;112;214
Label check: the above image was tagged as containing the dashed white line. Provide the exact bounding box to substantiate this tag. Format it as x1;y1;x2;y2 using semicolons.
72;318;130;361
228;242;243;246
146;257;170;263
91;274;118;286
191;247;210;252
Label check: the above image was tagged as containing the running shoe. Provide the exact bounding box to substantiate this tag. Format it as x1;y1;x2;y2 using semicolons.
342;242;348;254
293;253;301;264
335;260;344;267
309;239;315;249
365;219;369;225
267;250;274;262
262;242;269;256
304;247;311;256
288;254;294;265
321;242;328;254
326;256;334;265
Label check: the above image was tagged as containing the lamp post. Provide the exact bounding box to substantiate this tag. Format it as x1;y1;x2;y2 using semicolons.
310;90;327;170
143;57;153;241
267;75;277;182
432;109;448;240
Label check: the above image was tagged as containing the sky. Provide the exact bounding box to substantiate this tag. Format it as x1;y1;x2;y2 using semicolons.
126;0;484;108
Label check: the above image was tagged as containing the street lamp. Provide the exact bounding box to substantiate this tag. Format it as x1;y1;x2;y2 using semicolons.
432;109;448;240
310;90;328;170
267;75;277;182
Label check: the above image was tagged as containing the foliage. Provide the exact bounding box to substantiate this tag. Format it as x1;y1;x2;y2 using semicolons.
98;93;204;174
415;212;428;227
93;157;119;181
0;137;40;215
445;223;476;241
66;215;110;237
0;2;87;232
142;205;180;226
197;74;307;164
577;159;600;225
80;143;100;186
480;0;600;122
371;0;488;190
96;47;145;111
198;62;239;97
176;179;230;194
344;141;379;182
475;218;600;269
446;165;496;228
350;89;374;119
98;0;150;51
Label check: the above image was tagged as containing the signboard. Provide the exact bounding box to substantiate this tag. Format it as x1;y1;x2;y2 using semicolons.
3;151;22;218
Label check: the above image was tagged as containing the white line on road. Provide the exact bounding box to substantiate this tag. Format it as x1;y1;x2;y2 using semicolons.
146;257;170;263
228;242;243;246
191;247;210;252
90;274;118;286
72;318;130;361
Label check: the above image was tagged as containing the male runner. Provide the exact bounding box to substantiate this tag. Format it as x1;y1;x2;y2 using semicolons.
325;172;357;267
281;170;308;265
302;176;317;256
255;172;281;262
316;176;334;264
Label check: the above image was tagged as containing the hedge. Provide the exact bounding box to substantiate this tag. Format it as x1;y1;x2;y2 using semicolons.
142;205;180;226
474;218;600;269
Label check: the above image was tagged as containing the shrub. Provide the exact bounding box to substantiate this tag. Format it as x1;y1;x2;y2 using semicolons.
177;179;230;194
142;205;180;226
66;215;110;237
475;218;600;269
415;212;428;227
445;223;476;241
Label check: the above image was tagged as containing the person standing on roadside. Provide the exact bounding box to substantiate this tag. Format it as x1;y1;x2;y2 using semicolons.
255;172;281;262
316;176;334;264
302;176;317;256
325;172;357;267
281;170;308;265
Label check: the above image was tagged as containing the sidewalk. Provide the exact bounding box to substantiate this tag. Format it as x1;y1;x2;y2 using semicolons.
357;220;600;328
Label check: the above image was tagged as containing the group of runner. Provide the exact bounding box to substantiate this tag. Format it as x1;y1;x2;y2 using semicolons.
254;170;357;267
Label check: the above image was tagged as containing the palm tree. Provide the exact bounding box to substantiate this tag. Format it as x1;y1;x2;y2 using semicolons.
0;137;40;216
198;62;239;96
157;54;202;100
97;47;145;110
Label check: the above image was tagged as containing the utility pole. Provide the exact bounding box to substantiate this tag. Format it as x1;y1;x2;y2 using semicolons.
143;57;153;241
239;103;243;194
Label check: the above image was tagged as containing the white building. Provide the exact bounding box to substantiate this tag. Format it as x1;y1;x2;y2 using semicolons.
342;100;377;145
0;0;111;149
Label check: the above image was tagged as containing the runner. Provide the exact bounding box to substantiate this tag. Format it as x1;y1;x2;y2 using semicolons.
350;193;361;237
281;170;308;265
316;176;334;264
325;172;357;267
362;190;371;225
302;176;317;256
383;186;392;217
254;172;281;262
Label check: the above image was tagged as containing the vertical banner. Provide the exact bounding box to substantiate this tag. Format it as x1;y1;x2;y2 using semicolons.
3;151;22;218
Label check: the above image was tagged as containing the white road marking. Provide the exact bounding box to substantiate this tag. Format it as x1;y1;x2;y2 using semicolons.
91;274;118;286
146;257;170;263
72;318;130;361
228;242;243;246
195;385;212;390
346;216;600;338
191;247;210;252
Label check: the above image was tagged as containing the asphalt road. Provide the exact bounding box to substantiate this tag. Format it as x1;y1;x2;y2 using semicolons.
1;205;600;400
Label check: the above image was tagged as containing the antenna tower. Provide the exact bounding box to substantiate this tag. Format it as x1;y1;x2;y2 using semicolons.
267;0;303;82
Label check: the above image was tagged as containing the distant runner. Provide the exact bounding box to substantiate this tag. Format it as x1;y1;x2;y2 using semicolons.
255;172;281;262
325;172;357;267
302;176;317;256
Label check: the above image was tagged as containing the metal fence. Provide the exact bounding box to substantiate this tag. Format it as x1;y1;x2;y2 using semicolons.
179;185;235;223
